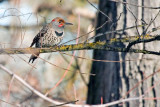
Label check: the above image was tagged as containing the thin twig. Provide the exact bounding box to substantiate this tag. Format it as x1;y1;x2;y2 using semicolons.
49;100;79;107
6;75;15;107
122;69;160;99
85;24;147;43
126;6;140;36
0;98;20;107
61;52;144;63
86;0;112;21
109;0;160;9
0;64;70;105
143;10;160;35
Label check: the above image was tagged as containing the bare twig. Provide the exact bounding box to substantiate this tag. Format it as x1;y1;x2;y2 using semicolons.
85;24;147;43
61;19;109;45
35;53;94;76
0;64;72;106
143;10;160;35
86;0;112;21
122;69;160;99
49;100;79;107
109;0;160;9
126;6;140;36
125;9;160;51
61;52;145;63
0;98;20;107
6;75;15;107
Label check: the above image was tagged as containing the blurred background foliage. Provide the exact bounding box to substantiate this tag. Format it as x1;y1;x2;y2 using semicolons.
0;0;97;106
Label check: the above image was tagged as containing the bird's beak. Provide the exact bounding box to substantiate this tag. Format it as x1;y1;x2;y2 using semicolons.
65;22;73;25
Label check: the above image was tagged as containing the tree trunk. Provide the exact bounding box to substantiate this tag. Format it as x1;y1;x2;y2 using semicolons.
87;0;120;105
87;0;160;107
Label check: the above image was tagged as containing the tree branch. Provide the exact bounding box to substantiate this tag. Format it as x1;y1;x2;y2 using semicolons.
0;34;160;56
0;35;160;56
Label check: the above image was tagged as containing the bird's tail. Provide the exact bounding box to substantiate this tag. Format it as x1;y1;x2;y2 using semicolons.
29;50;40;63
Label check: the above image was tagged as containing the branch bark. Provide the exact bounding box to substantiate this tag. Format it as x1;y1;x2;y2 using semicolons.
0;38;160;55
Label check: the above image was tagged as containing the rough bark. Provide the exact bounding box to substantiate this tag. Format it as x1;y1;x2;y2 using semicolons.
87;0;120;105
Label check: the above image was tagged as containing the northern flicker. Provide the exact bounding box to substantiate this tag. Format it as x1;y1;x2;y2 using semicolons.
29;17;72;63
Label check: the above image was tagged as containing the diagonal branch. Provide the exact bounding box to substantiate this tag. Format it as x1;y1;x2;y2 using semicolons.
0;64;66;105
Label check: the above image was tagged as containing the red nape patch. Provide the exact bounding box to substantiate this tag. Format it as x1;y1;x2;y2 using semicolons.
58;24;63;27
52;19;55;22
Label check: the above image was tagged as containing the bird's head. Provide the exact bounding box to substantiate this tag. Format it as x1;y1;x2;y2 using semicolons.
51;17;73;28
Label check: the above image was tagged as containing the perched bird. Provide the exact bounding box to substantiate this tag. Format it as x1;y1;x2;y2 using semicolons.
29;17;73;63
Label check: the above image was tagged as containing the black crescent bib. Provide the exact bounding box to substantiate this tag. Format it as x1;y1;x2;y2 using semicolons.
55;31;63;37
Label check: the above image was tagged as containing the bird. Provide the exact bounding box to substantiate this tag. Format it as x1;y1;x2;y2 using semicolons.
29;17;73;63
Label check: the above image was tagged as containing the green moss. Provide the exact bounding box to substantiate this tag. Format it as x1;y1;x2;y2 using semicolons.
73;44;84;49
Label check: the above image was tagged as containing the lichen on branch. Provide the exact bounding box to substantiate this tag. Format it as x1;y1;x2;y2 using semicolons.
0;37;160;56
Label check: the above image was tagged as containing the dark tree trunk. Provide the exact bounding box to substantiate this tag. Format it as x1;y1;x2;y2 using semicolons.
87;0;120;105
